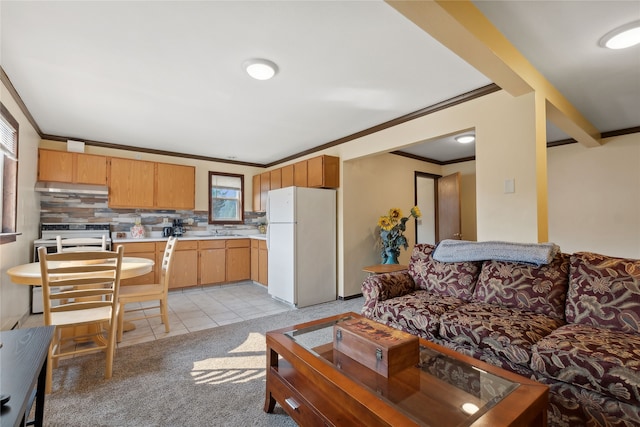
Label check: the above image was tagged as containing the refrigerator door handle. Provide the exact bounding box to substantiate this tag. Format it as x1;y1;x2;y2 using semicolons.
266;225;270;251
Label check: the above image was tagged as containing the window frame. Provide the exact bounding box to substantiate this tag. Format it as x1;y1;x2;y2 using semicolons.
208;171;244;225
0;102;19;244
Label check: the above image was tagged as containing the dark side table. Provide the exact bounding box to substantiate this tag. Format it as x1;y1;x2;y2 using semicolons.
0;326;54;427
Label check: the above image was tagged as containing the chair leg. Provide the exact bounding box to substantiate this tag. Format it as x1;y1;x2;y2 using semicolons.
105;321;117;380
161;297;170;333
45;343;54;394
117;302;125;343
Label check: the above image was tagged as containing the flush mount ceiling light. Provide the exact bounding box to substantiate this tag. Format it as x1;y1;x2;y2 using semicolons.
243;58;278;80
599;20;640;49
455;135;475;144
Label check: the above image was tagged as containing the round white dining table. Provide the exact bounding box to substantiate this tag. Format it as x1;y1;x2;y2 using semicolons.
7;257;154;285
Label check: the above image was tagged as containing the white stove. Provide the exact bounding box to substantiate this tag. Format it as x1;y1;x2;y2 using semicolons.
31;222;112;314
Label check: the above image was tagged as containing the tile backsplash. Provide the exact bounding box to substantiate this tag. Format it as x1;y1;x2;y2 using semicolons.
39;193;266;233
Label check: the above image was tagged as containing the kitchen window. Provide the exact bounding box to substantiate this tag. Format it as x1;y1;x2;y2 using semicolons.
208;172;244;224
0;102;19;244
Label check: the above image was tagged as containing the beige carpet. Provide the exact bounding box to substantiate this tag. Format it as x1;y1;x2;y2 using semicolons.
44;297;364;427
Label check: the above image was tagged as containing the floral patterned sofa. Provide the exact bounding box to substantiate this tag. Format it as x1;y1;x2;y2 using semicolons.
361;243;640;426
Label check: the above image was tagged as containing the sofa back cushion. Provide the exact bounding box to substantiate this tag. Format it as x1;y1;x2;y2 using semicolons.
566;252;640;332
408;243;481;300
472;253;570;320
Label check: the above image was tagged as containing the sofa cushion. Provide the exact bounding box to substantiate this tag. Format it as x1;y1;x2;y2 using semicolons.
531;323;640;406
472;253;569;320
566;252;640;332
439;302;565;366
408;243;482;301
369;290;467;340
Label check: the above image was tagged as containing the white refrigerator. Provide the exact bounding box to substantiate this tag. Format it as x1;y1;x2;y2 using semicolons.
267;186;337;307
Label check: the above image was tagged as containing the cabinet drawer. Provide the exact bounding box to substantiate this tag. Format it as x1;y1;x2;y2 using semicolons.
226;239;250;248
251;239;260;248
117;242;156;253
199;240;226;249
259;240;267;250
175;240;198;250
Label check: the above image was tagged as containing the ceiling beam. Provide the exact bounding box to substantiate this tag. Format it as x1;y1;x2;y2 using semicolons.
386;0;602;148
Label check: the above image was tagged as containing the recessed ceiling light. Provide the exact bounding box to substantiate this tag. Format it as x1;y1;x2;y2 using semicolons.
243;58;278;80
455;135;475;144
599;20;640;49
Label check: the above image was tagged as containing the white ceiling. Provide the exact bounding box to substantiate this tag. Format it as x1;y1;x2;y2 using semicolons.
1;1;638;165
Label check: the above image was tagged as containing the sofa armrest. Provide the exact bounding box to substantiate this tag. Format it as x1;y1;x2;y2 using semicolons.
362;271;415;303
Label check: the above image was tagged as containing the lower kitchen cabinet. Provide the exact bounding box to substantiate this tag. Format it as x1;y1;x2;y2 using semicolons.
164;240;198;289
115;242;157;285
251;238;268;286
199;240;226;285
226;239;251;282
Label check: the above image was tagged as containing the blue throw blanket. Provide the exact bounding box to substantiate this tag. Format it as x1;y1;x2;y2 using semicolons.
432;240;560;266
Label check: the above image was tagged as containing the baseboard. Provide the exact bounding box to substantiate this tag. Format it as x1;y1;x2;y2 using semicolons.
339;293;363;301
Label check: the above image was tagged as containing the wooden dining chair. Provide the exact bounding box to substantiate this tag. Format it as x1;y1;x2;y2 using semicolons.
117;236;177;342
38;245;124;394
56;235;107;252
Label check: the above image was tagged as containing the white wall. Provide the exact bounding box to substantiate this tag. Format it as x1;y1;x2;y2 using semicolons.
1;81;42;330
547;133;640;258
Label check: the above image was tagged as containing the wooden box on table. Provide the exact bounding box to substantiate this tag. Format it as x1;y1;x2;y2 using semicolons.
333;317;419;377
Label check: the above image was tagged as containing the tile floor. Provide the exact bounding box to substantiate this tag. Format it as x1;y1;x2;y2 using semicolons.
21;281;294;349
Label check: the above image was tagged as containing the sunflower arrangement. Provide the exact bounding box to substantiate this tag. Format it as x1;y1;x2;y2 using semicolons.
377;206;422;264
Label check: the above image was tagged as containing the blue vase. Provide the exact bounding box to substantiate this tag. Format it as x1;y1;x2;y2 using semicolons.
382;251;399;265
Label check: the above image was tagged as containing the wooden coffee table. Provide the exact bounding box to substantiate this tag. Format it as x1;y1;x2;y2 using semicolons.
265;312;548;426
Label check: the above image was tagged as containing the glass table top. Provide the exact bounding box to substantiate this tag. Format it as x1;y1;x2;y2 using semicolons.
284;315;519;427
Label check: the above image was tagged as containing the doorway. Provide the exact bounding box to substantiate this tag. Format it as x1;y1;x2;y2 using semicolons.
415;171;462;244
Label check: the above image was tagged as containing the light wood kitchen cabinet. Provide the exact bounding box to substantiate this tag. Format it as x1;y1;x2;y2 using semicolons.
307;155;339;188
281;164;294;188
156;162;195;210
226;239;251;282
293;161;308;187
250;238;268;286
108;158;195;210
115;242;157;286
259;172;270;212
166;240;198;289
108;157;155;208
258;239;268;286
270;169;282;190
38;149;107;185
251;239;259;282
253;174;262;212
199;240;226;285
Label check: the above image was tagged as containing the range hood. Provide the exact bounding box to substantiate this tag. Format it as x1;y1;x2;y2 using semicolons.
35;181;109;195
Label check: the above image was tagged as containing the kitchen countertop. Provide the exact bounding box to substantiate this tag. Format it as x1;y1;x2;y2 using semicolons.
112;234;267;243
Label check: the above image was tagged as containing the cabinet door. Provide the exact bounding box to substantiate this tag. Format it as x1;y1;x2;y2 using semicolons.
170;249;198;288
38;149;73;183
307;155;340;188
156;163;195;210
227;241;250;282
260;172;270;212
251;240;259;282
200;248;226;285
108;158;155;208
293;161;308;187
253;174;261;212
281;165;294;188
258;240;268;286
75;153;107;185
270;169;282;190
116;242;157;286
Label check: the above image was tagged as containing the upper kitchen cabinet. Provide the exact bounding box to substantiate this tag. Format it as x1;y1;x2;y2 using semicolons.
293;160;308;187
281;164;294;187
270;169;282;190
108;158;195;210
307;155;339;188
38;149;107;185
252;174;262;213
108;158;155;208
156;163;195;210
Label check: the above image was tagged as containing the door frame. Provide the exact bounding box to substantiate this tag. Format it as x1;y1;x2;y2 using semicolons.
414;171;442;244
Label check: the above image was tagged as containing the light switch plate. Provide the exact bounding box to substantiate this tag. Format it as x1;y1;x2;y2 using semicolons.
504;178;515;193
